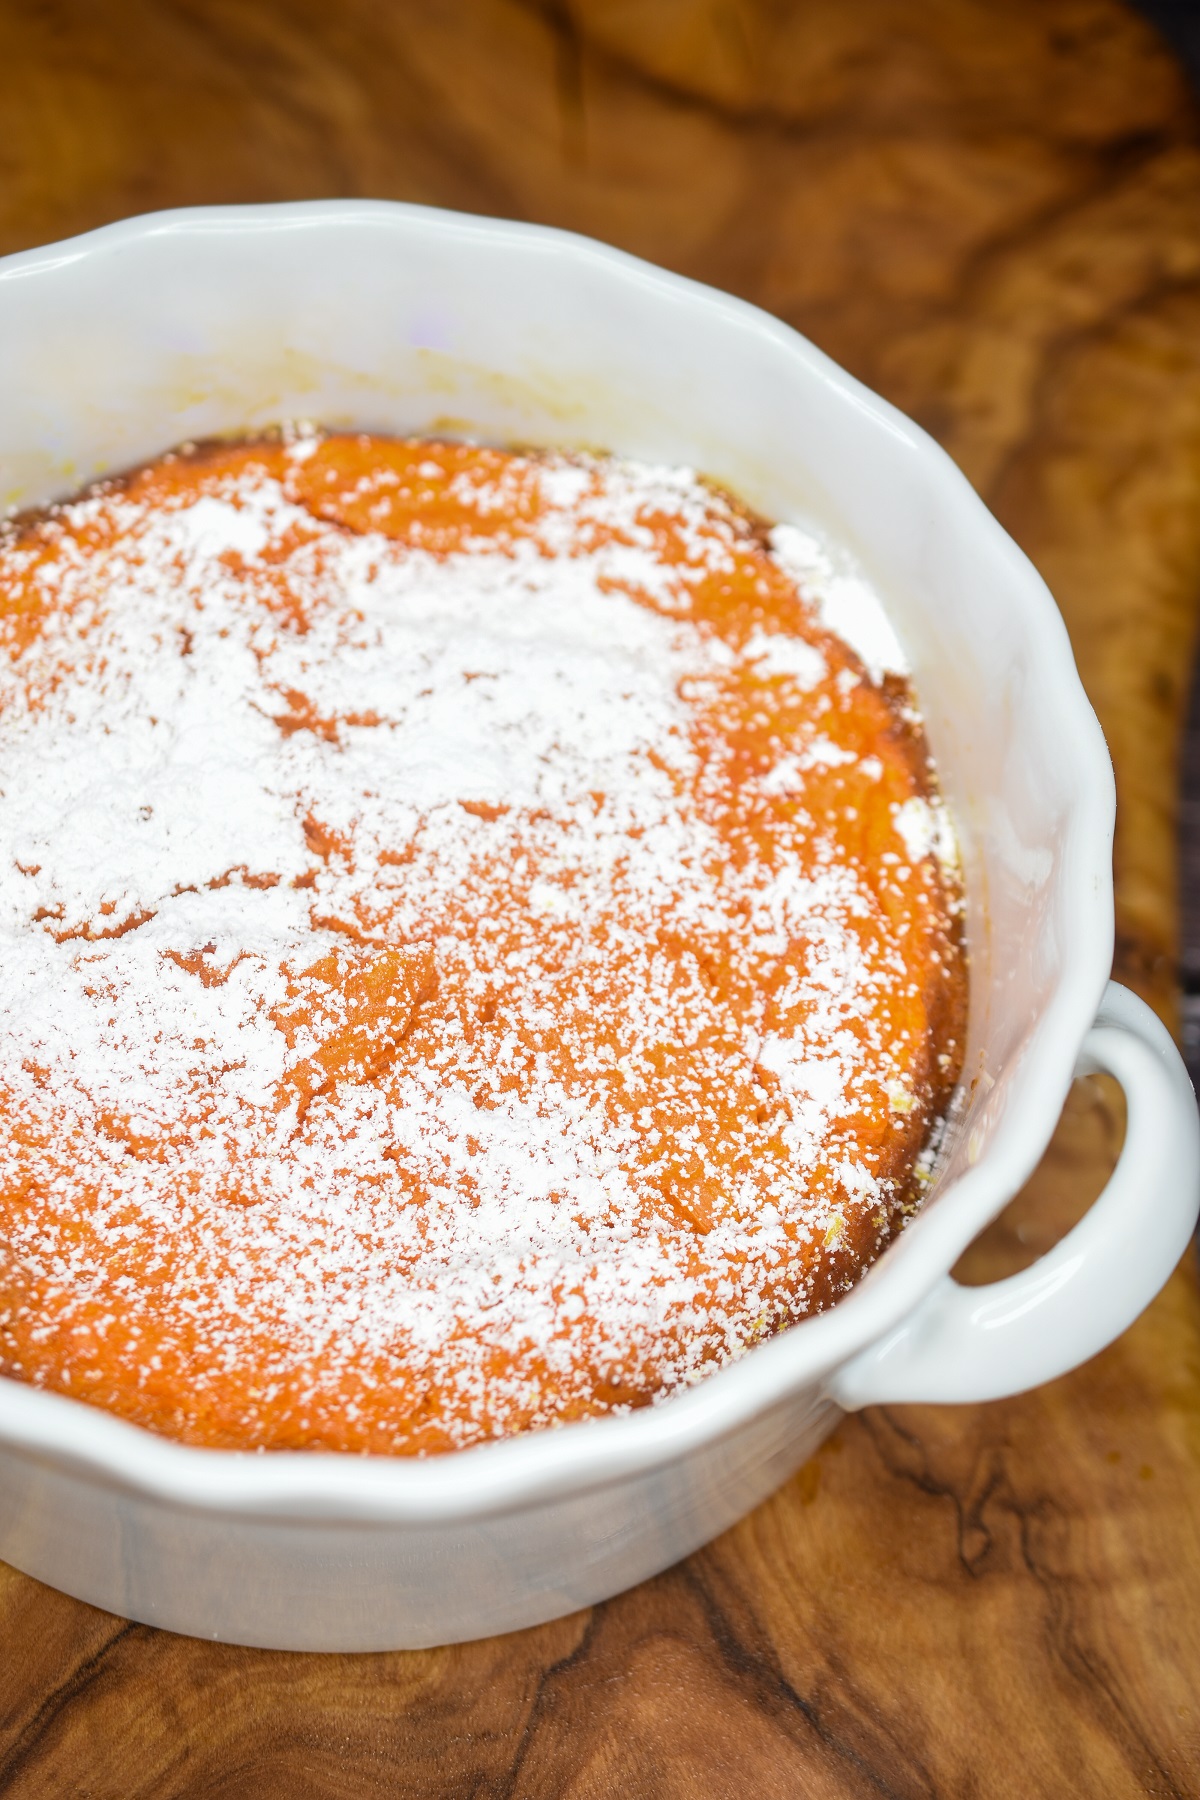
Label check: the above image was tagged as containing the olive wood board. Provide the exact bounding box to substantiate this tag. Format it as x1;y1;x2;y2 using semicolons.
2;2;1200;1794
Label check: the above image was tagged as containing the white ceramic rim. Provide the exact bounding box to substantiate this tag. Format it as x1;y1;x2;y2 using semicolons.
0;201;1116;1523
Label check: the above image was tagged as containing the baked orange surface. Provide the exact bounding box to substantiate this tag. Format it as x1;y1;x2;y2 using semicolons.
0;433;965;1453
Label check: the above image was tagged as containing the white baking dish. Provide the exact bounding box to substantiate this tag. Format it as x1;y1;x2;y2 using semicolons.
0;202;1195;1652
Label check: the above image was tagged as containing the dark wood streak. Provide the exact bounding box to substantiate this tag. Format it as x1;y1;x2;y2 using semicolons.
857;1404;1193;1800
1013;1473;1188;1800
3;3;1200;1796
860;1410;1003;1578
0;1621;141;1790
496;1610;605;1800
679;1563;930;1800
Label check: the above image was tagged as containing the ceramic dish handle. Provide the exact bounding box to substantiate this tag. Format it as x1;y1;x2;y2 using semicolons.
830;982;1200;1409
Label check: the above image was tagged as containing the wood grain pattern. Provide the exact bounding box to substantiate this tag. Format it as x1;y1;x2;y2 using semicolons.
2;2;1200;1794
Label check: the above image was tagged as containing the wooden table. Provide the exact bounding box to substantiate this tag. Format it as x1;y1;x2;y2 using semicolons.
3;3;1200;1793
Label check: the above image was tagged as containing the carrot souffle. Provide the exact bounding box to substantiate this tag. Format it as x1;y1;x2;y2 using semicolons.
0;431;966;1455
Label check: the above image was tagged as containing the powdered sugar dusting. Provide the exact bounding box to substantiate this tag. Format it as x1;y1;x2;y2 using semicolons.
768;522;909;683
0;435;965;1453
